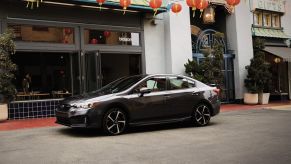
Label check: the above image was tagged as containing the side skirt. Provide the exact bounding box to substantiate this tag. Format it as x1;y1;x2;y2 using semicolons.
129;116;192;127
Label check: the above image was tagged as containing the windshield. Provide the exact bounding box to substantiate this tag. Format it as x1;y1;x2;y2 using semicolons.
96;75;146;94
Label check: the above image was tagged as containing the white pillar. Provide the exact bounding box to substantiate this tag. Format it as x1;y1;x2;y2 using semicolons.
164;1;193;74
226;2;254;100
143;13;166;74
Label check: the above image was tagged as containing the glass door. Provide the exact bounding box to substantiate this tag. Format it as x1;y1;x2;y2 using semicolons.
82;51;102;92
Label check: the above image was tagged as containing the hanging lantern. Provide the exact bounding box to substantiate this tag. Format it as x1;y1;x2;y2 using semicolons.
90;38;98;44
149;0;163;16
186;0;197;17
226;0;240;12
120;0;131;15
103;31;111;38
96;0;106;11
226;0;240;7
171;3;182;14
195;0;209;17
64;28;73;35
203;6;215;24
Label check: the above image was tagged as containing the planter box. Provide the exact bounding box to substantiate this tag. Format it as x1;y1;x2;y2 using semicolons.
244;93;258;105
258;93;270;105
0;104;8;122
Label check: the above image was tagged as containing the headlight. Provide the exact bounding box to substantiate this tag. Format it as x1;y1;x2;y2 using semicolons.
73;102;99;109
73;103;92;109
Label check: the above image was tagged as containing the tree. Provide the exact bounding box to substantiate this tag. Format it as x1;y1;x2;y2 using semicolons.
0;30;17;102
245;38;272;93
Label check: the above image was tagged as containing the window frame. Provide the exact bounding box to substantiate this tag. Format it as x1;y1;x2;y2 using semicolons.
131;76;168;94
253;10;282;29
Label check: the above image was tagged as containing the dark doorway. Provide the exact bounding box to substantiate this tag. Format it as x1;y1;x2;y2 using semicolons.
101;53;141;86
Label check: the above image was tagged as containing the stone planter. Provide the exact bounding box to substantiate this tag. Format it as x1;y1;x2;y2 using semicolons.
244;93;258;105
0;103;8;122
258;93;270;105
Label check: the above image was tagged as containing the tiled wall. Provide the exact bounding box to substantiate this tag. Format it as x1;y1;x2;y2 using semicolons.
8;99;61;120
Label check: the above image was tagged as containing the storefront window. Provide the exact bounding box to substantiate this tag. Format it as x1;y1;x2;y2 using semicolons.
12;52;77;101
254;11;263;26
272;14;280;28
263;13;272;27
8;24;74;44
84;29;140;46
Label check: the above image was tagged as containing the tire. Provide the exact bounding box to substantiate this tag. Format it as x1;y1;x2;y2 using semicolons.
102;108;127;135
193;103;211;126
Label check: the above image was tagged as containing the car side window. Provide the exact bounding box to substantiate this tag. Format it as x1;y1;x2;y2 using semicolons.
169;77;190;90
134;77;167;93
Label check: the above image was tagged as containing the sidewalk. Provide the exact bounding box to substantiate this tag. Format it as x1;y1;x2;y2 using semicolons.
1;101;291;131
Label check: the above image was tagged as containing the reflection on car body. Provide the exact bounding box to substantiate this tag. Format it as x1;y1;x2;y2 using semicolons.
55;74;220;135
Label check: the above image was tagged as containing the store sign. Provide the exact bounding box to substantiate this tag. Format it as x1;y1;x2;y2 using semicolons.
119;37;131;42
108;0;167;7
252;0;285;13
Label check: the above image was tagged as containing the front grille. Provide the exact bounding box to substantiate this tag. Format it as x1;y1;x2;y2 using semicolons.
56;116;87;126
71;116;87;125
57;104;71;112
56;117;71;126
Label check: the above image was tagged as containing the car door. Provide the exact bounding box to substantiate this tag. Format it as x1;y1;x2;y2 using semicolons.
165;76;202;118
126;76;169;122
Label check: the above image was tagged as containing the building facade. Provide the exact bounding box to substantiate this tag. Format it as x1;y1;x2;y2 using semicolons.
0;0;290;119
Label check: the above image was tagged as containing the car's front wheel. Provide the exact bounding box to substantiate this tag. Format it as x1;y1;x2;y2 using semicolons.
103;108;127;135
193;104;211;126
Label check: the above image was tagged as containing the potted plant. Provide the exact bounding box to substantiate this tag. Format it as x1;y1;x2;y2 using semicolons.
0;30;17;121
244;38;271;105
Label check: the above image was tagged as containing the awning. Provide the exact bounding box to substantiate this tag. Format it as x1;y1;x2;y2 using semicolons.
252;27;290;39
71;0;167;13
264;46;291;60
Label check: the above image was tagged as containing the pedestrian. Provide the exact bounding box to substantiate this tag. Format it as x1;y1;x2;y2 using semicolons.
22;73;31;94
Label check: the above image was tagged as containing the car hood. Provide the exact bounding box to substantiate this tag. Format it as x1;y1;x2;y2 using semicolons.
62;91;115;105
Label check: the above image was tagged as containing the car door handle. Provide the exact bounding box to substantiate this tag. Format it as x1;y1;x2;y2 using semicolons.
164;95;171;98
192;92;199;96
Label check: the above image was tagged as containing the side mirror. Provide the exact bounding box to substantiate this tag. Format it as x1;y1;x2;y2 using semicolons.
139;87;151;97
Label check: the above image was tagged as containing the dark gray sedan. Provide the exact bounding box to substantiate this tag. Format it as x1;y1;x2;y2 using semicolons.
55;74;220;135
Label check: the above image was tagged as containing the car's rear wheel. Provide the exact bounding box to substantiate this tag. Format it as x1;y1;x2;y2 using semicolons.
103;108;127;135
193;104;211;126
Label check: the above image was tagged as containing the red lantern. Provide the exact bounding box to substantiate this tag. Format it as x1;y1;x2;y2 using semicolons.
149;0;162;16
96;0;106;10
195;0;209;17
186;0;197;17
96;0;106;5
103;31;111;38
90;38;98;44
64;28;72;35
171;3;182;14
120;0;131;14
226;0;240;6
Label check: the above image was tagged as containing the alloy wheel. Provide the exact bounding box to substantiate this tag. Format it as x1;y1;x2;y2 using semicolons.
194;104;211;126
104;109;127;135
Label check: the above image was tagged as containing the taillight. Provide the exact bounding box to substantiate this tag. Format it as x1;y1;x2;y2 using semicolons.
213;88;220;95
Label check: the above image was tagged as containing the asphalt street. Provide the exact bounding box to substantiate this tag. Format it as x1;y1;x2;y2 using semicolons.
1;108;291;164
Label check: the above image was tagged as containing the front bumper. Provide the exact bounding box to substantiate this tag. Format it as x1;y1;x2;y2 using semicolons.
55;108;101;128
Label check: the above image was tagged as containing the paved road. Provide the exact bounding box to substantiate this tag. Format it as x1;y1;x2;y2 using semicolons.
1;108;291;164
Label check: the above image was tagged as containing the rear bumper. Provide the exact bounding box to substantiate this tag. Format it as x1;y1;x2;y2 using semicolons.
211;100;220;116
